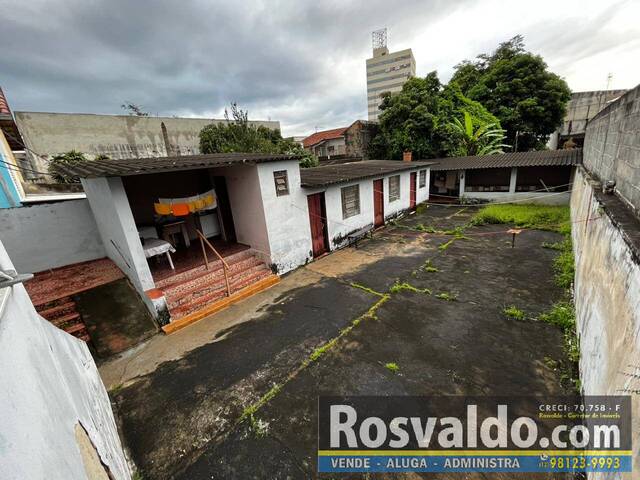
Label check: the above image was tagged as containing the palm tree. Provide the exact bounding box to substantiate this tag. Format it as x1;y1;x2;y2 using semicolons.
449;111;507;156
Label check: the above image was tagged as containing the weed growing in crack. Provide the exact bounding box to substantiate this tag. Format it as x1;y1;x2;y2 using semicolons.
390;281;431;295
247;413;270;438
385;362;400;373
422;260;439;273
503;305;526;321
438;239;455;251
350;282;385;297
436;292;457;301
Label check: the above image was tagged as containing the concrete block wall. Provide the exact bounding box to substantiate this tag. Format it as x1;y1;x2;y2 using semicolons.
0;199;106;273
583;84;640;213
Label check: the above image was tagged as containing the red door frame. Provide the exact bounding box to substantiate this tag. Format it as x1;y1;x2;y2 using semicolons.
373;179;384;227
410;172;417;209
307;192;329;257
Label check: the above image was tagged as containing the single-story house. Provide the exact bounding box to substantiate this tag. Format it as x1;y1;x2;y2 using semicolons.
54;153;433;329
302;120;377;160
303;127;348;157
429;149;582;204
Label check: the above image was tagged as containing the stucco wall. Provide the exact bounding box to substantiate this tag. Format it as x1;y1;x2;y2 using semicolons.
571;168;640;475
583;84;640;213
81;177;162;320
257;161;313;273
215;164;271;263
0;199;106;273
14;112;280;174
0;241;130;480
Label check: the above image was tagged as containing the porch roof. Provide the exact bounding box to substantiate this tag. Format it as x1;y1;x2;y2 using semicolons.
430;148;582;171
300;160;434;188
53;152;303;179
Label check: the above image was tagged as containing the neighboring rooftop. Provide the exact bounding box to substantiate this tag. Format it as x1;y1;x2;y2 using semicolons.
430;149;582;171
300;160;433;188
302;127;348;148
53;153;302;178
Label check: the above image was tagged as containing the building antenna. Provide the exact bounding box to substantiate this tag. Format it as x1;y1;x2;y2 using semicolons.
372;28;387;50
605;72;613;90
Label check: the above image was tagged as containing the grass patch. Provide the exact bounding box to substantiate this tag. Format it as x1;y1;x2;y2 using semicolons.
539;301;580;391
422;259;439;273
416;203;429;214
390;281;431;295
471;204;571;235
350;282;385;297
552;238;574;290
385;362;400;373
503;305;526;321
436;292;457;301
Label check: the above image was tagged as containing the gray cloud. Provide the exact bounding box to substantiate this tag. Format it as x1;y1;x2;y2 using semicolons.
1;0;638;135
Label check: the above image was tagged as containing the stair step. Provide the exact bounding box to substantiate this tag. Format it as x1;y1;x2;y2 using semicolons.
155;249;255;288
160;256;263;295
35;296;74;312
169;268;273;319
65;323;87;335
38;301;76;319
166;265;270;309
50;312;81;327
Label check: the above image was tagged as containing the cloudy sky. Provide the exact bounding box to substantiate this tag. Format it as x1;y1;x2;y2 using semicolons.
1;0;639;136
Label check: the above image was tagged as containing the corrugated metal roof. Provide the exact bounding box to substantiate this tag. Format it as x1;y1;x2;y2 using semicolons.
300;160;434;188
430;149;582;171
52;153;302;178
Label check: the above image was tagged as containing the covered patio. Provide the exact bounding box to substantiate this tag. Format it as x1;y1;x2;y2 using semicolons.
55;153;298;326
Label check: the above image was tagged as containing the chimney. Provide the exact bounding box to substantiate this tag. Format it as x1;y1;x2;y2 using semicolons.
403;151;412;162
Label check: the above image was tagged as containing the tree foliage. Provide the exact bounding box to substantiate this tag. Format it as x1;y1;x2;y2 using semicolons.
368;73;501;160
121;102;149;116
199;103;316;167
48;150;87;183
450;35;571;150
449;111;507;156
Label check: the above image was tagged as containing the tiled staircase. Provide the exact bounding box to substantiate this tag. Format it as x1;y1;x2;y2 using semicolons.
155;249;277;321
36;297;91;342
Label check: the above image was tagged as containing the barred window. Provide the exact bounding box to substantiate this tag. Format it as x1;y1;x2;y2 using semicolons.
273;170;289;196
341;184;360;219
389;175;400;202
419;170;427;188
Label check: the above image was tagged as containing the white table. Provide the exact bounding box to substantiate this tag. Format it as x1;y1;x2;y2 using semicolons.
143;238;176;269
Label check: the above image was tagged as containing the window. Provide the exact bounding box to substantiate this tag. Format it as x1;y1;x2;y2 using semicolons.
341;184;360;219
389;175;400;202
419;170;427;188
273;170;289;196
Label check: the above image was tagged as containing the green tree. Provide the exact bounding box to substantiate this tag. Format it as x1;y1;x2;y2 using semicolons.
48;150;87;183
449;111;507;156
199;103;316;167
450;35;571;151
368;73;501;160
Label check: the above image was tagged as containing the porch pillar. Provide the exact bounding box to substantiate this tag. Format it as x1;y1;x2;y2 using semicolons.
509;167;518;193
458;170;466;198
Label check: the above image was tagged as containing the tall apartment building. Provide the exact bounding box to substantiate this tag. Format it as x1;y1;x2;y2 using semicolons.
366;29;416;121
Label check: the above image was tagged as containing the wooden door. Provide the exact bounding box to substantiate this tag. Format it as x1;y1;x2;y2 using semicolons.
410;172;417;209
373;179;384;227
307;193;328;257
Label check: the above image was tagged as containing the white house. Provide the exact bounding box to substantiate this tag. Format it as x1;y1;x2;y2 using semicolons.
54;153;433;330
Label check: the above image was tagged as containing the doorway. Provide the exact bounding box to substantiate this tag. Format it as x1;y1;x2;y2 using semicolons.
373;179;384;227
307;192;329;258
410;172;417;209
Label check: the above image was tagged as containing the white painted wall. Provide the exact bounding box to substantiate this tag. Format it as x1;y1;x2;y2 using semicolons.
212;165;271;264
0;241;130;480
256;160;313;273
571;168;640;475
81;177;162;319
0;199;106;273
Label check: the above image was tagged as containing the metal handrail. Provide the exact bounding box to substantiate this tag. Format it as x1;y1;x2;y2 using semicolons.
195;229;231;296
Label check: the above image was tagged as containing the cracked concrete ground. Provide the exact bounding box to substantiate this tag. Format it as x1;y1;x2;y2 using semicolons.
109;205;575;479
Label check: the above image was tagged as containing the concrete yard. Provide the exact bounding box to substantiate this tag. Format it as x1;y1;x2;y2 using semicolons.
106;205;574;479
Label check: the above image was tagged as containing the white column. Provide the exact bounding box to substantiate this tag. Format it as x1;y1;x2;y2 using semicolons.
509;168;518;193
458;170;466;198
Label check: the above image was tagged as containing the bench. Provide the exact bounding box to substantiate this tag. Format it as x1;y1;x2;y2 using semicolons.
347;225;374;249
